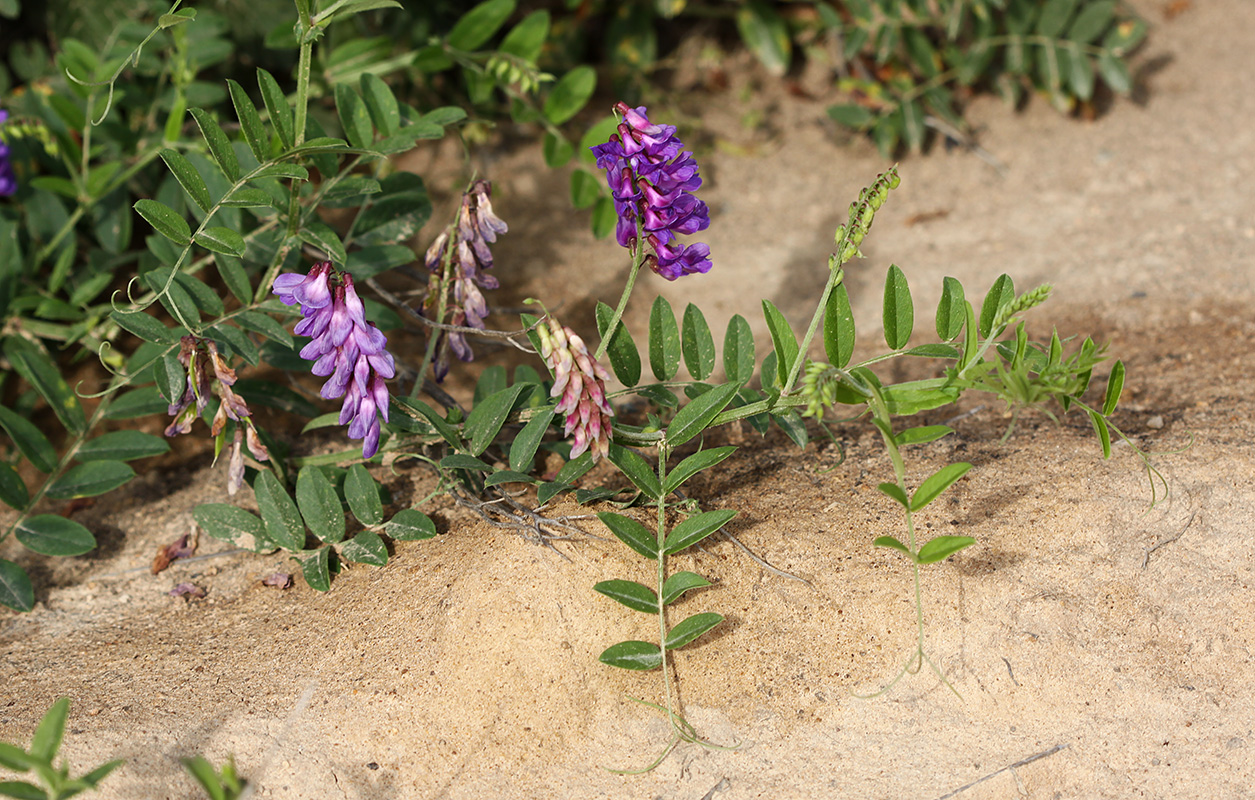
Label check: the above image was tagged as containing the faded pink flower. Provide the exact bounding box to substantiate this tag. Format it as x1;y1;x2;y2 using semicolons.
537;318;614;462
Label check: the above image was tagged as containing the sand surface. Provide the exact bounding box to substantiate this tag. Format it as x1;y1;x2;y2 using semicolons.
3;1;1254;797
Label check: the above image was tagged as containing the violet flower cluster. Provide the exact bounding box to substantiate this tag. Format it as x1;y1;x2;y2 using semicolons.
165;335;269;495
590;101;711;280
273;261;395;459
0;110;17;196
536;317;614;462
423;180;508;381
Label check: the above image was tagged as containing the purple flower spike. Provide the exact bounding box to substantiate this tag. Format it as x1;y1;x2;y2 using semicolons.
422;180;508;381
273;264;394;459
590;101;711;280
0;110;17;197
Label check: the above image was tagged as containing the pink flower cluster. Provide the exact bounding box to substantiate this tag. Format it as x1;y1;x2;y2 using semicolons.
536;317;614;462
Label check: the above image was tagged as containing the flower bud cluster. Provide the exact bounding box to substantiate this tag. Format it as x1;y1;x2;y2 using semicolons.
833;167;901;266
273;261;395;458
165;336;270;495
590;102;711;280
423;180;508;381
991;284;1054;332
536;318;615;462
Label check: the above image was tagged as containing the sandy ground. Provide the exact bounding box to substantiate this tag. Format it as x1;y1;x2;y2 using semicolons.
3;1;1255;798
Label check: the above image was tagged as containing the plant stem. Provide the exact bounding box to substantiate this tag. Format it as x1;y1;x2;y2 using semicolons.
783;263;843;396
653;443;682;733
594;218;648;363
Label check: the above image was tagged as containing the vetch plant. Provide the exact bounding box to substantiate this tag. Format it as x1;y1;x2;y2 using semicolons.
0;2;1173;780
0;0;603;610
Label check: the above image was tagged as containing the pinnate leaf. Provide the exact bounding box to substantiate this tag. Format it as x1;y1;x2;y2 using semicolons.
935;276;966;341
340;531;388;566
134;198;190;245
682;303;716;380
762;299;799;388
296;467;345;544
385;509;437;541
664;446;736;495
345;464;383;526
189;108;240;181
661;571;711;606
15;515;96;556
882;264;914;349
599;640;661;671
607;444;662;500
595;301;641;388
544;66;596;126
873;535;913;559
159;149;211;212
0;406;56;473
45;460;135;499
0;560;34;612
193;503;273;552
4;337;87;435
664;612;722;649
911;462;972;511
917;535;976;564
649;296;681;381
1103;360;1125;416
824;281;856;368
666;382;740;447
254;470;306;551
593;579;658;613
979;274;1015;337
664;509;736;554
256;68;293;149
597;511;658;559
76;431;169;462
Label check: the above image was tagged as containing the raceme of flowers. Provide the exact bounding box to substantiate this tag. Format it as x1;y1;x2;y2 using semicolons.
0;110;17;196
590;101;711;280
423;180;508;381
164;335;269;495
273;261;395;459
536;317;614;462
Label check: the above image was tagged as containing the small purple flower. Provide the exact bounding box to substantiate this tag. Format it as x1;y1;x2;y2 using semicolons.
423;180;508;381
590;102;711;280
274;263;394;459
0;110;17;197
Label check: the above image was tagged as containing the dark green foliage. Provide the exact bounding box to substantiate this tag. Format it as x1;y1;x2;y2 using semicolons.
822;0;1147;154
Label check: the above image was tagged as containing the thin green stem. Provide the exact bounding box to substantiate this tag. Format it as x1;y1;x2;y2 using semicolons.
34;206;86;265
653;443;683;734
783;263;845;396
595;217;649;363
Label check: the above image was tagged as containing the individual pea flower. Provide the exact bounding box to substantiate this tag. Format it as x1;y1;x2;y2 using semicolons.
164;336;270;495
0;110;17;197
422;180;508;381
536;317;615;462
273;262;395;459
590;101;711;280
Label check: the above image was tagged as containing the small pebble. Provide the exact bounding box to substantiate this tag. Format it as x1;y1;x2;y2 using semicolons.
1147;415;1165;430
